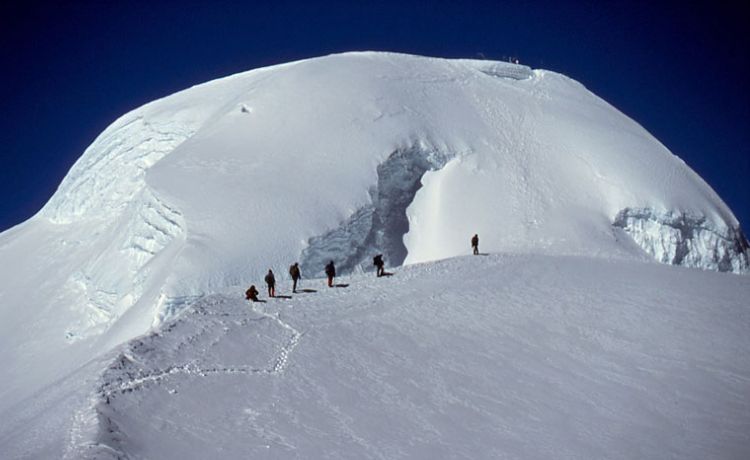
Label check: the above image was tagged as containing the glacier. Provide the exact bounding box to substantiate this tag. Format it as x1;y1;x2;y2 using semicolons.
0;52;748;459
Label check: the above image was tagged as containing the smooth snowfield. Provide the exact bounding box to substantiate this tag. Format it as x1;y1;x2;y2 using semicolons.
2;254;749;459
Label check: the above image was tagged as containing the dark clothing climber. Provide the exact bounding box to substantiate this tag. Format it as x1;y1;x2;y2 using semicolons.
245;285;259;302
325;261;336;287
289;262;301;293
264;269;276;297
373;254;385;277
471;234;479;255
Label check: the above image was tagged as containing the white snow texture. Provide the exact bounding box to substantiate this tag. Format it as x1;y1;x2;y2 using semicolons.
0;52;748;459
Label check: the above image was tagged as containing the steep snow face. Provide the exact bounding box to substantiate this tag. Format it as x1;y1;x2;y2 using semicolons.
0;52;748;407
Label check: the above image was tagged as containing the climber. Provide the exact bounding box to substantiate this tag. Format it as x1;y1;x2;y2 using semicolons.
373;254;385;277
325;260;336;287
264;269;276;297
289;262;302;293
471;234;479;255
245;285;259;302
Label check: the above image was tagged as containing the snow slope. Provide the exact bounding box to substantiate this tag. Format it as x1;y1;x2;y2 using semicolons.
1;52;749;458
2;254;749;459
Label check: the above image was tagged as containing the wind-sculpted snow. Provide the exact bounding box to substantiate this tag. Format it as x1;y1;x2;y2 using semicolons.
614;208;750;273
458;59;534;80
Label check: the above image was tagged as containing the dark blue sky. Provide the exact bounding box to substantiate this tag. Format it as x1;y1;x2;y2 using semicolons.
1;1;747;232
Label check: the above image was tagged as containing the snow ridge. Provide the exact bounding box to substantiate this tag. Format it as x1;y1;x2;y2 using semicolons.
54;254;750;460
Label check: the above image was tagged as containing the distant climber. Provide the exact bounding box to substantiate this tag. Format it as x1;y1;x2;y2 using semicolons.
264;269;276;297
289;262;302;293
373;254;385;277
245;285;259;302
325;260;336;287
471;234;479;255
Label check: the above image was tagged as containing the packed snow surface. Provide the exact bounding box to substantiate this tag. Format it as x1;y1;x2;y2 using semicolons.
1;52;749;459
2;254;749;459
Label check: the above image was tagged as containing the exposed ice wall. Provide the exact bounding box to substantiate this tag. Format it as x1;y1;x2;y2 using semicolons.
613;208;750;274
64;188;186;340
42;117;195;223
300;146;452;275
40;115;198;339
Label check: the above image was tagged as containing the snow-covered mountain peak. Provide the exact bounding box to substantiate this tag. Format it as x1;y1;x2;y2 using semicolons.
1;52;749;459
3;51;745;345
